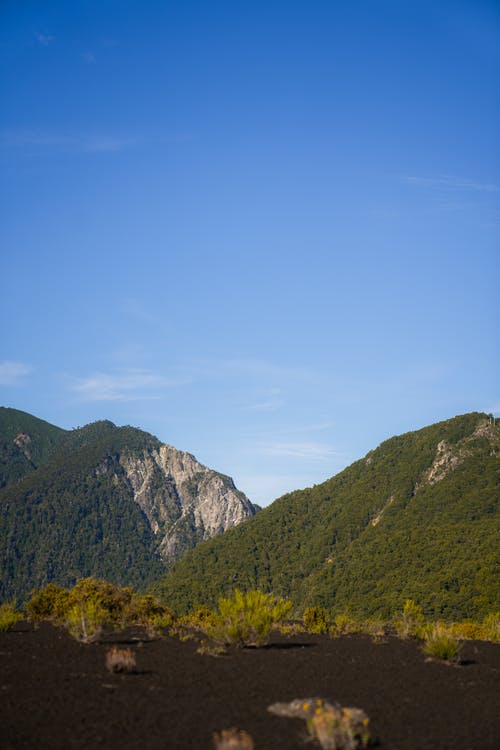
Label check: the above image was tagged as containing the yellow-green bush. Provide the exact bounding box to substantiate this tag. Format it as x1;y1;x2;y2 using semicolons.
422;623;462;662
482;612;500;643
205;589;292;647
303;606;329;634
64;599;105;643
330;614;362;637
0;601;22;631
394;599;425;639
24;583;72;624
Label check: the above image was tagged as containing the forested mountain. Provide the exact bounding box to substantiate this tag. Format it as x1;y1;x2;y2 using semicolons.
153;412;500;620
0;408;255;601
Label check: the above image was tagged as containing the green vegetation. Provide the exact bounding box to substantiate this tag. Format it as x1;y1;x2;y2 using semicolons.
153;413;500;620
421;623;462;662
23;578;173;642
203;589;292;647
0;417;166;601
0;407;66;489
0;601;22;631
303;605;329;634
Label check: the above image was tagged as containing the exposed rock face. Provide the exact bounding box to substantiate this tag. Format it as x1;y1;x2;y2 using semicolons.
416;417;499;491
119;445;255;563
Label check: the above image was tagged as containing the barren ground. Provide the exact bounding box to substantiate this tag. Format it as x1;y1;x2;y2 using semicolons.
1;622;499;750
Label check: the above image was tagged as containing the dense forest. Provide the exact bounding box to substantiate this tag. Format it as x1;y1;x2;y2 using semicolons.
153;412;500;620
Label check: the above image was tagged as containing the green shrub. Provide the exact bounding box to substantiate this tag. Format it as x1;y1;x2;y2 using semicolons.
303;606;329;634
64;599;105;643
483;612;500;643
205;589;292;647
0;601;22;631
330;614;362;637
394;599;425;639
422;623;462;662
24;583;72;624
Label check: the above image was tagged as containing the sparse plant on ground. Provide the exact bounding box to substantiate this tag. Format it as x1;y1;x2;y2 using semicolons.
213;727;254;749
204;589;292;647
362;618;387;641
268;697;370;750
105;646;137;673
330;614;362;638
196;639;227;657
482;612;500;643
0;601;22;631
304;606;329;634
422;623;462;663
64;599;105;643
394;599;425;639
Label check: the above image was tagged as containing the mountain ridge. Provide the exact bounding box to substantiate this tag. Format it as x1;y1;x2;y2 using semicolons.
0;408;255;600
153;411;499;620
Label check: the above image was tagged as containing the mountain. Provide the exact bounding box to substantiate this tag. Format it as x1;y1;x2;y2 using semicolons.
153;412;500;621
0;408;255;600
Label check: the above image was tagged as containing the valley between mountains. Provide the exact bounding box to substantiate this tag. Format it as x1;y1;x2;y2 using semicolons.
1;407;498;620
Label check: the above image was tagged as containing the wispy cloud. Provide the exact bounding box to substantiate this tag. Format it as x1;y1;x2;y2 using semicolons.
404;174;499;193
260;441;341;461
0;361;32;386
0;131;136;153
35;32;54;46
69;369;191;402
82;51;96;64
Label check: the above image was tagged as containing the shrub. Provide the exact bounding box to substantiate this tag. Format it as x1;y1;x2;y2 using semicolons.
422;623;462;663
178;605;215;631
69;578;134;628
24;584;72;624
449;621;485;641
105;646;136;673
213;727;254;749
330;614;362;638
303;606;329;634
483;612;500;643
196;639;227;657
268;697;370;750
394;599;425;639
0;601;22;631
205;589;292;647
125;593;174;637
64;600;105;643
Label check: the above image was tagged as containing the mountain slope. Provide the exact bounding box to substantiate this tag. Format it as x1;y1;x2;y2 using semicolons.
153;413;500;620
0;409;255;600
0;407;67;489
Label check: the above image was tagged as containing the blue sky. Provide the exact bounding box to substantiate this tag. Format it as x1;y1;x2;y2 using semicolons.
1;0;499;506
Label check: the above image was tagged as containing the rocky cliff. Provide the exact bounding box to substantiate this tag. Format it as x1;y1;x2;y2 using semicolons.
0;408;255;599
120;444;254;561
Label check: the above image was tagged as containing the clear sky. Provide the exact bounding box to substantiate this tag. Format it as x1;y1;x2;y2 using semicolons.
1;0;499;506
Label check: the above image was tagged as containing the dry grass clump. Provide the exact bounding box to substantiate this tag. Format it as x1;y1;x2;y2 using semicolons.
268;697;370;750
421;624;462;663
105;646;137;673
212;727;254;749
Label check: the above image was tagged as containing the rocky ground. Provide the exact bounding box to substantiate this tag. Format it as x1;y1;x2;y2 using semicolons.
1;622;499;750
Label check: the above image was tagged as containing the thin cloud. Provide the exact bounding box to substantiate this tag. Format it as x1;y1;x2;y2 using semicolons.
82;52;96;64
0;361;32;386
404;174;499;193
261;441;341;461
70;369;191;402
35;32;54;46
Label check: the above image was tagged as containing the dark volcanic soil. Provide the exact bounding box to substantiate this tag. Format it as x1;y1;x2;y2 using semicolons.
1;623;499;750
